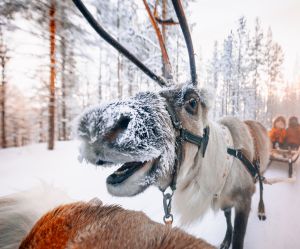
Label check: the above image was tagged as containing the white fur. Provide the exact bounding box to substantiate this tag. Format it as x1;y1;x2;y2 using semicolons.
0;184;71;249
173;117;264;224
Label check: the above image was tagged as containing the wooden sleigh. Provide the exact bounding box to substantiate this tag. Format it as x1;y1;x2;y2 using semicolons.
266;147;300;184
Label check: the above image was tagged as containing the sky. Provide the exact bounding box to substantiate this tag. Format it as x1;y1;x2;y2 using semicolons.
190;0;300;82
6;0;300;92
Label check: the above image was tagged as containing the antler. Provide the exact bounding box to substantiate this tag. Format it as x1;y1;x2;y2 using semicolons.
171;0;197;85
72;0;169;87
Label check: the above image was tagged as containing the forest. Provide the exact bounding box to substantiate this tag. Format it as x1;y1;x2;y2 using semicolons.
0;0;299;149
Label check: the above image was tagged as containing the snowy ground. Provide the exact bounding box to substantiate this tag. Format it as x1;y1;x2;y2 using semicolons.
0;141;299;249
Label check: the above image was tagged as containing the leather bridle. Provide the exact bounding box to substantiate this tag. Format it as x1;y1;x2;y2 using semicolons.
160;100;267;224
160;98;210;224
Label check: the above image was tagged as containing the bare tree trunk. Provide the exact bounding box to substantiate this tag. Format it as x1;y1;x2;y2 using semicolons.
128;81;133;96
254;71;258;120
161;0;168;78
117;0;122;99
59;4;68;141
176;33;179;83
0;67;6;148
48;0;56;150
39;118;44;143
86;79;91;107
143;0;172;80
0;65;6;148
98;46;102;101
13;121;18;147
61;35;67;141
225;82;229;116
96;11;103;102
117;55;122;99
0;28;7;148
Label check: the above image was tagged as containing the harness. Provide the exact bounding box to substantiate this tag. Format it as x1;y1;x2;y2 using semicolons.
160;101;210;225
228;123;266;220
162;102;266;224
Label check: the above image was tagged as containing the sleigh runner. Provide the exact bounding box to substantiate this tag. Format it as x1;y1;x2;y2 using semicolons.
267;147;300;182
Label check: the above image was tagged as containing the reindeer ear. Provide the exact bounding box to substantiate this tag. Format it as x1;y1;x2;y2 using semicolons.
198;87;214;110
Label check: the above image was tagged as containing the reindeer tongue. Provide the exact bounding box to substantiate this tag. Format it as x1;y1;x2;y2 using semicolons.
106;161;145;185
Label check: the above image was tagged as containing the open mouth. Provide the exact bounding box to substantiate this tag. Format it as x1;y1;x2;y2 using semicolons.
106;160;154;185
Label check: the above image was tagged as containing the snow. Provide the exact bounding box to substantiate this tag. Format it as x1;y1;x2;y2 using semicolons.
0;141;299;249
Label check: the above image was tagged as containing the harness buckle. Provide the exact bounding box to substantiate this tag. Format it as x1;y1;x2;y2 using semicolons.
254;174;265;183
235;149;242;158
173;120;182;130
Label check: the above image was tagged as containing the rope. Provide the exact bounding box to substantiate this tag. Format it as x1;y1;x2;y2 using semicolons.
263;176;296;185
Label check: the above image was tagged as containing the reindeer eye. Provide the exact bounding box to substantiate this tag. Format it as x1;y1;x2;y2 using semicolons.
189;98;197;109
185;98;198;115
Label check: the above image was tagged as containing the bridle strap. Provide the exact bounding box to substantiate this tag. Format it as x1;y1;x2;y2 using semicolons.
160;99;210;225
170;127;209;190
181;128;209;157
227;147;267;221
164;100;210;191
227;148;259;179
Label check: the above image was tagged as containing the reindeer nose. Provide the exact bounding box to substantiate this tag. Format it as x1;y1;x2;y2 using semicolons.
104;116;131;142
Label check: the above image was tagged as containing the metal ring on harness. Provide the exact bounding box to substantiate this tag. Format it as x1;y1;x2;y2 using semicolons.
162;189;174;225
163;214;174;225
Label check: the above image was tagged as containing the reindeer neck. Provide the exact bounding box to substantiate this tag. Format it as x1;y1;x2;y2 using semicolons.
173;121;234;223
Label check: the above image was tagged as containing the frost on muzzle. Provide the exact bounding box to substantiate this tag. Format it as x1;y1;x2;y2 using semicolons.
72;0;196;197
76;92;175;195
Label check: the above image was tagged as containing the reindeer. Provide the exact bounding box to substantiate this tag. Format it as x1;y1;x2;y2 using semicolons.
73;0;271;248
0;186;214;249
19;200;214;249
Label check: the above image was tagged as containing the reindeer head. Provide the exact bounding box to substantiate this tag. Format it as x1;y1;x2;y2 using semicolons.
74;0;212;196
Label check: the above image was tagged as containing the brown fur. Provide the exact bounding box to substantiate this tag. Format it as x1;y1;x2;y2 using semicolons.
20;200;214;249
244;120;271;174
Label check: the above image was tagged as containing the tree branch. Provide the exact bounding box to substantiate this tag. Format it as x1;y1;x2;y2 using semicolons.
142;0;173;80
